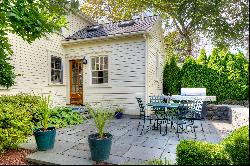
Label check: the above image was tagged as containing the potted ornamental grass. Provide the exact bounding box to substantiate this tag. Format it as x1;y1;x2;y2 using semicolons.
86;104;114;161
114;107;124;119
34;95;56;151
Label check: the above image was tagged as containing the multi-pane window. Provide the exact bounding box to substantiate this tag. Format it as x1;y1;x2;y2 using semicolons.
91;56;108;84
51;56;63;83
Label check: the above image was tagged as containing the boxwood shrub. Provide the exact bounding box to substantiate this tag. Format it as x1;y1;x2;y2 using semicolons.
0;103;33;152
221;125;249;165
176;126;249;165
176;140;231;165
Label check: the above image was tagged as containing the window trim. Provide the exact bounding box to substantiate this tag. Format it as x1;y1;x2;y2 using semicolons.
88;54;110;87
51;56;63;84
47;51;65;86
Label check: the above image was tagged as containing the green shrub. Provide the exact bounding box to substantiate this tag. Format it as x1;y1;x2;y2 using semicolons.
163;55;181;95
176;140;231;165
0;94;84;152
0;94;84;129
176;126;249;165
221;126;249;165
49;107;84;128
0;103;33;152
0;93;44;129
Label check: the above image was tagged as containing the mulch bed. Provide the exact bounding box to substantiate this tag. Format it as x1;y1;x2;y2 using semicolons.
0;149;35;165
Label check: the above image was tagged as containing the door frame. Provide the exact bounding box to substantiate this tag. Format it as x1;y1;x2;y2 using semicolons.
69;59;84;105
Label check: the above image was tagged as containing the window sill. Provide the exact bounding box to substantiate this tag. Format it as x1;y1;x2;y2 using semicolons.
87;84;112;88
48;83;66;86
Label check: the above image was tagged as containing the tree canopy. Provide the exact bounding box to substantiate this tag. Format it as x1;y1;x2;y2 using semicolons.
81;0;249;57
0;0;79;88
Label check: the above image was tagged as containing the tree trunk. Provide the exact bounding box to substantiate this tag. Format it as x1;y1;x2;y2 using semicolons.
186;35;192;56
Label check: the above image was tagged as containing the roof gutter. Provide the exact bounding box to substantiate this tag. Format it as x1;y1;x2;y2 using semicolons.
61;31;149;46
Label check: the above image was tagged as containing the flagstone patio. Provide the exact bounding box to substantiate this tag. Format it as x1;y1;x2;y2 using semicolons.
21;116;234;165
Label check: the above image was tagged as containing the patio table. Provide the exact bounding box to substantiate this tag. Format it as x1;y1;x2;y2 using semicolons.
147;102;181;132
147;102;180;109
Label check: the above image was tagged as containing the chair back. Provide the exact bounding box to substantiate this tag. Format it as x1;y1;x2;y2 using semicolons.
191;98;204;119
177;100;192;119
136;97;145;112
149;95;164;103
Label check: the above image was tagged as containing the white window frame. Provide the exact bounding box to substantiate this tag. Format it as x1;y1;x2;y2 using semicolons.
47;51;65;86
90;55;109;85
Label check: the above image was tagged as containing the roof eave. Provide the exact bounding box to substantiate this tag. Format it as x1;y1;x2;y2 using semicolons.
61;31;149;46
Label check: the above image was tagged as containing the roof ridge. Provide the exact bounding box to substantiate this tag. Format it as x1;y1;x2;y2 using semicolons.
85;15;159;28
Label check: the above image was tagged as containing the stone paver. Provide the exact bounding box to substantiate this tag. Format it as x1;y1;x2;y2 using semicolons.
23;117;234;165
123;145;163;160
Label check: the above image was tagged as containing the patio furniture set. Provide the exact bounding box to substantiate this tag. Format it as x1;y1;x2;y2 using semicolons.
136;95;205;138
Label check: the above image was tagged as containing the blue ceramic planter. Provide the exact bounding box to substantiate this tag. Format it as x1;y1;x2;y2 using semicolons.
115;112;123;119
88;133;112;161
34;127;56;151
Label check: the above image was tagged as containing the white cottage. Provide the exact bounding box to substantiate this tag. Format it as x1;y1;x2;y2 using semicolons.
0;13;165;115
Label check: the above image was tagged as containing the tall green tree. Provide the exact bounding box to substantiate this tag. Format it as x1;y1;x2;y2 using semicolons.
197;48;207;65
0;0;79;88
163;55;181;95
81;0;249;56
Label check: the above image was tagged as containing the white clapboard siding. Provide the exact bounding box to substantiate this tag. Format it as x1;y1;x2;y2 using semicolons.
146;18;165;104
0;12;91;106
64;37;146;115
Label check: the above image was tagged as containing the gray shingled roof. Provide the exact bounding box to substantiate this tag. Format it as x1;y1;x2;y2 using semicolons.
65;15;159;41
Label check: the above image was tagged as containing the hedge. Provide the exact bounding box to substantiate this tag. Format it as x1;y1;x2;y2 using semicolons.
176;126;249;165
163;48;249;102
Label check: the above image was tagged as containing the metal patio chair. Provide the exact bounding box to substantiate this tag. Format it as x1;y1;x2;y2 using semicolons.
136;97;153;135
183;98;205;138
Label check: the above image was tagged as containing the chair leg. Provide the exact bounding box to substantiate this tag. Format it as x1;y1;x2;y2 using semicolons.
201;121;204;132
162;123;168;136
140;124;145;135
193;127;197;138
159;124;161;134
137;122;141;131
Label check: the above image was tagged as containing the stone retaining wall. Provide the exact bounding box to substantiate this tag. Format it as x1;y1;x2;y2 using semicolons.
206;104;249;129
206;104;230;121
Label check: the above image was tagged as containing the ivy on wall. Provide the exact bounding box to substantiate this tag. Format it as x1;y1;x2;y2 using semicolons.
163;48;249;102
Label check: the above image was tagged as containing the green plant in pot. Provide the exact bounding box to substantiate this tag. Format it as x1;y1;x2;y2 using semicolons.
114;107;124;119
34;95;56;151
87;104;114;161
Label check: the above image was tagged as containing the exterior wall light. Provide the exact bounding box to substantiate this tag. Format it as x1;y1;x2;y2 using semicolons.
83;56;87;64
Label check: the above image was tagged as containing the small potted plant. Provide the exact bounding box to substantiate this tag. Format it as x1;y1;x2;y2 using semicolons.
86;104;114;161
34;95;56;151
114;107;124;119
